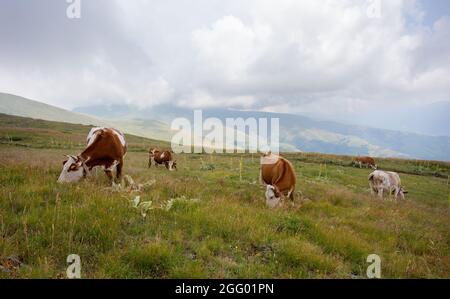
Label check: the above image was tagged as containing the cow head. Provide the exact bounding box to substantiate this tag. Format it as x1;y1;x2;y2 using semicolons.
169;160;177;171
391;186;407;200
149;148;159;156
166;160;177;171
265;185;282;208
57;155;86;183
399;187;408;199
371;164;378;170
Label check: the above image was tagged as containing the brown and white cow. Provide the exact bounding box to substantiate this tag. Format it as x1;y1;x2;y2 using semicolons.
355;156;377;169
368;170;407;201
58;127;127;183
148;148;177;171
260;152;296;208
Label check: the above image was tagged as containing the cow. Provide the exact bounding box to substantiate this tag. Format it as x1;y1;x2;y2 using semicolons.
355;156;377;169
58;127;127;184
368;170;407;201
148;148;177;171
260;152;296;208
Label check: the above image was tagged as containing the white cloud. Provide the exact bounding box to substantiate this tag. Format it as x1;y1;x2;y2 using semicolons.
0;0;449;115
191;0;450;112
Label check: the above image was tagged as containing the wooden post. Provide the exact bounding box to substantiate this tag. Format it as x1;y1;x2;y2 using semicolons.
239;156;243;182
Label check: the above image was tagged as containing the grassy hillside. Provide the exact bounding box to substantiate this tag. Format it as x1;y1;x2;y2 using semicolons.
75;103;450;161
0;93;172;143
2;92;449;160
0;113;169;151
0;114;449;278
0;93;108;127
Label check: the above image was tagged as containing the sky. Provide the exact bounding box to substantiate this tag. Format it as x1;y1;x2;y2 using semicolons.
0;0;449;121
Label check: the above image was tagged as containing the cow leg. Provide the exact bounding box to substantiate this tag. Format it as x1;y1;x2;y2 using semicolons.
377;189;383;199
393;188;402;201
288;190;295;206
104;169;114;182
116;158;124;183
148;156;152;168
359;161;362;168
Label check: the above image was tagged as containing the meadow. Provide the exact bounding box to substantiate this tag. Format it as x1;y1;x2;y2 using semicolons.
0;114;449;278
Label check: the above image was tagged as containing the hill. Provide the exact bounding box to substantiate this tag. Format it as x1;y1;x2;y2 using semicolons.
0;114;449;278
331;101;450;137
0;113;169;151
0;93;172;143
1;92;449;160
0;93;108;127
75;103;450;161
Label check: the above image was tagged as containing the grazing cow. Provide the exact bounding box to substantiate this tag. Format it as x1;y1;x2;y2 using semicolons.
58;127;127;183
148;148;177;171
260;152;296;208
355;156;377;169
368;170;407;200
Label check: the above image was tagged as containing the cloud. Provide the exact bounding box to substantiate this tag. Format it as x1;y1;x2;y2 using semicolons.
191;0;450;112
0;0;449;116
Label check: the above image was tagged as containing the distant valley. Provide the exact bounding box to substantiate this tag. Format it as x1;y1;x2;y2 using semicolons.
1;92;449;161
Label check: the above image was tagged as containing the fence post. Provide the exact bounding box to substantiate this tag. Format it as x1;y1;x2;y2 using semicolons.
239;157;243;182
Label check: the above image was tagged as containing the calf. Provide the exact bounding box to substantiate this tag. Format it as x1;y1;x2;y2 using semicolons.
355;156;377;169
368;170;407;200
148;148;177;171
58;127;127;183
260;152;296;208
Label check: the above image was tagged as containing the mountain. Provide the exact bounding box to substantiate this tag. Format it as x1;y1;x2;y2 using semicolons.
0;93;109;127
0;93;172;142
322;101;450;137
1;92;449;161
74;104;450;161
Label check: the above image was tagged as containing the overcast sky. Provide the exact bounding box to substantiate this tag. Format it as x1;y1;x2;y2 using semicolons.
0;0;449;119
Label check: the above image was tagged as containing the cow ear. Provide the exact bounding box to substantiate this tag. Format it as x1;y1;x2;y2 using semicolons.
76;158;83;166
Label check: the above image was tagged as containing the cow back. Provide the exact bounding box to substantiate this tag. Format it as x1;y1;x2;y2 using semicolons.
261;156;296;196
81;128;127;167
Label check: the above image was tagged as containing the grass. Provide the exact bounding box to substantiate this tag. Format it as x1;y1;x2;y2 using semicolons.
0;114;449;278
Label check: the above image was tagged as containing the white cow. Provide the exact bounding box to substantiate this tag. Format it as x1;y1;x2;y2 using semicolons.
368;170;407;200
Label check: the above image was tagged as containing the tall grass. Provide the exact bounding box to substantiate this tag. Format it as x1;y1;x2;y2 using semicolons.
0;146;448;278
0;114;449;278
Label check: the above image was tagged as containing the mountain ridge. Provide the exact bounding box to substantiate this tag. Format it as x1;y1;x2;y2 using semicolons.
1;92;449;161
